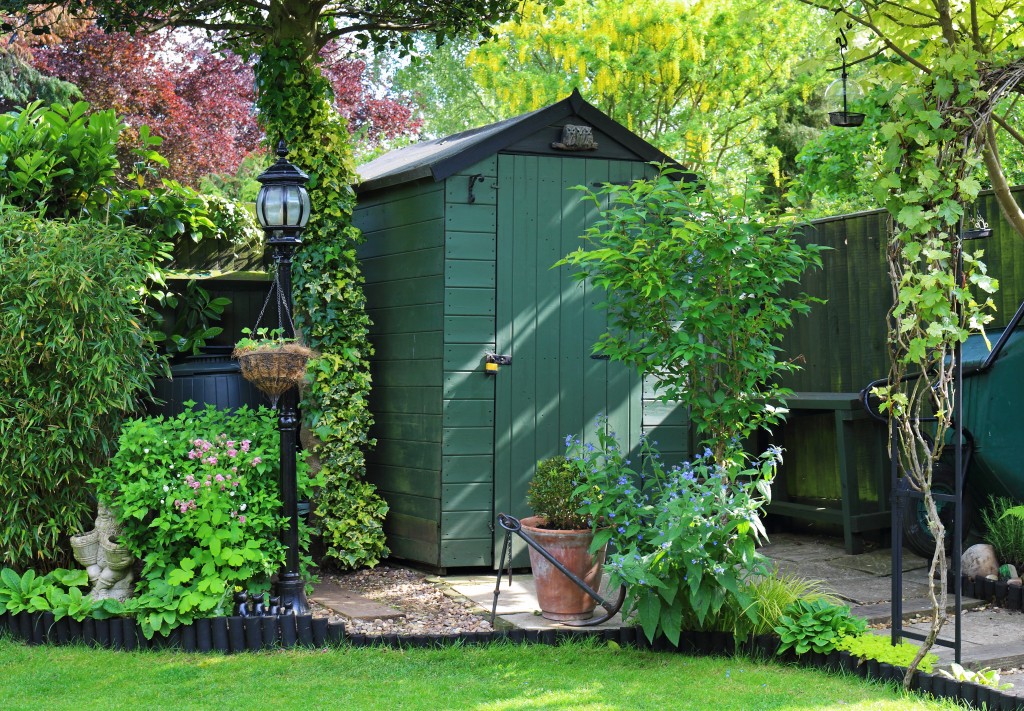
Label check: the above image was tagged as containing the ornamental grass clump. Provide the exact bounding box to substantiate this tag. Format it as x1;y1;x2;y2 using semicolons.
981;496;1024;570
526;456;589;530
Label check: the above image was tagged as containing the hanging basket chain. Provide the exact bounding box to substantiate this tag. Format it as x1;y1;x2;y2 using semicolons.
234;264;317;407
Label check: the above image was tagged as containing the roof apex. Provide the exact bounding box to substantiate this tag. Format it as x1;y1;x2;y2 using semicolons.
356;91;682;193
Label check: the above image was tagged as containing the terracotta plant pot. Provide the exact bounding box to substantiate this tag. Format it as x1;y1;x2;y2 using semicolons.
520;516;607;621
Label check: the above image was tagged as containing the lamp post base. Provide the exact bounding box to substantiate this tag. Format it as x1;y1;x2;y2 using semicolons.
276;575;310;616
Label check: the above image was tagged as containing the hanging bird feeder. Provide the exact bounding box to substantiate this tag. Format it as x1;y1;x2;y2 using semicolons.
826;23;865;127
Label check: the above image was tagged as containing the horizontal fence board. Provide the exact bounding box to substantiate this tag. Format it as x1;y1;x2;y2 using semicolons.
368;304;444;335
441;510;492;539
363;276;443;309
372;359;442;388
445;287;496;316
361;248;444;283
440;539;491;567
443;371;496;400
358;220;444;259
444;315;494;343
442;426;493;455
446;203;496;233
446;260;496;289
365;438;441;470
367;464;441;499
370;413;442;443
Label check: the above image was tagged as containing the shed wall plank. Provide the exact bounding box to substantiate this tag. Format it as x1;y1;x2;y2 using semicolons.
368;386;442;415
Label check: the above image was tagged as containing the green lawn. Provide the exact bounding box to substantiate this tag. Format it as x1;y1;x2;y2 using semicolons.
0;636;963;710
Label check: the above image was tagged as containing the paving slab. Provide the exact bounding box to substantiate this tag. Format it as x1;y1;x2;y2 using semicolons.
310;579;404;621
852;596;987;626
830;548;929;575
445;572;625;630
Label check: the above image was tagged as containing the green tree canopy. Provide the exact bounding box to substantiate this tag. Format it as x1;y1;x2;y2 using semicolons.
796;0;1024;233
462;0;830;192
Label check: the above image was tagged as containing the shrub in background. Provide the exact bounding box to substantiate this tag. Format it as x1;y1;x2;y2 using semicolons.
0;101;121;219
0;207;163;570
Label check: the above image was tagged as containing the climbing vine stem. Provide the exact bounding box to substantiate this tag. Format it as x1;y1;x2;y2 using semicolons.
870;51;1024;685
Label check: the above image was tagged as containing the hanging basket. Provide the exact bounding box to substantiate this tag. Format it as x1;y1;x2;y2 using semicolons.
233;342;317;401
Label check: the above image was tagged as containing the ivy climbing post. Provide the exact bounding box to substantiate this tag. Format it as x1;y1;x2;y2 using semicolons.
255;41;389;569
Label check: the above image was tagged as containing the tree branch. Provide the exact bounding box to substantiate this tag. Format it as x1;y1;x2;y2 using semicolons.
984;121;1024;240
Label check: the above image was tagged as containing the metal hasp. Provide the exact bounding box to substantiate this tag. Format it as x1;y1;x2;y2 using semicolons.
490;513;626;628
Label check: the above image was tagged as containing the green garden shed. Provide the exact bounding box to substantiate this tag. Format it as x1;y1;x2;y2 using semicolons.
353;91;690;571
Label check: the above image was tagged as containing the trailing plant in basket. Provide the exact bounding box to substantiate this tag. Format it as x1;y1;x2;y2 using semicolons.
569;422;777;644
92;404;322;637
527;457;589;530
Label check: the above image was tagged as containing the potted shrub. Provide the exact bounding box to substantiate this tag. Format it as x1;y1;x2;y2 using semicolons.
232;327;317;404
521;456;606;621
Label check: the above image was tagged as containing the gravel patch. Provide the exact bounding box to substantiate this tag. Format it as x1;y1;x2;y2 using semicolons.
314;565;495;637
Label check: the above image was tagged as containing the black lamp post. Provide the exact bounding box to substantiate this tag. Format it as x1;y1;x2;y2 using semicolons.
255;140;311;615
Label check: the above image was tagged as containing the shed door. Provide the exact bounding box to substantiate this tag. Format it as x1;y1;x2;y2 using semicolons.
493;154;644;567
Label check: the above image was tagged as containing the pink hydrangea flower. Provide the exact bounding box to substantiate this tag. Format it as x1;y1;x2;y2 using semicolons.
215;474;225;482
227;449;238;458
252;457;262;465
241;440;251;452
238;515;246;524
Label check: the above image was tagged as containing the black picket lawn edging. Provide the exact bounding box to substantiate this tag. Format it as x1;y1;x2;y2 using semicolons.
955;574;1024;611
1;609;1021;710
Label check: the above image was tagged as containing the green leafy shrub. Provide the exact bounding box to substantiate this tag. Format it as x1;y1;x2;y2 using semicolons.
527;457;588;530
0;567;122;621
558;169;823;464
774;598;867;655
835;634;938;673
571;424;778;644
981;496;1024;569
92;405;323;637
0;207;165;570
0;101;121;219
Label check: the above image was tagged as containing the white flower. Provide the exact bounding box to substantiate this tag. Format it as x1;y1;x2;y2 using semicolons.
163;485;170;492
230;491;235;497
144;448;150;454
160;499;165;505
239;503;247;511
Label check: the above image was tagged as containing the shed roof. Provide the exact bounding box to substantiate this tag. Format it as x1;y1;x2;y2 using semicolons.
356;89;683;193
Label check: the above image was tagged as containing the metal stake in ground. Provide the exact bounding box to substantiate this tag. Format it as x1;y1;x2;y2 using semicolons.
255;140;312;615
